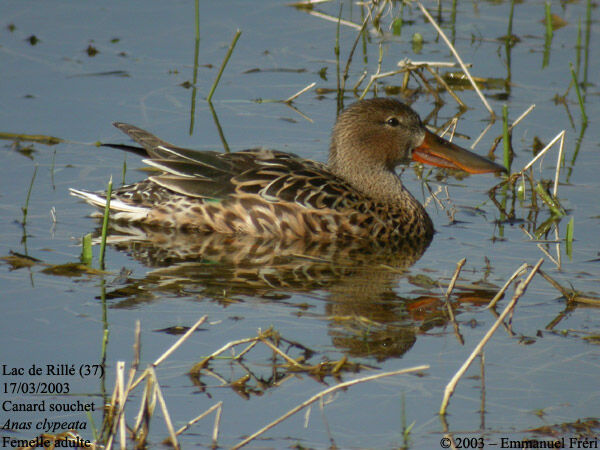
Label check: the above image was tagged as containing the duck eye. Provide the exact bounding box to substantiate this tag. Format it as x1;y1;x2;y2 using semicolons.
386;117;400;127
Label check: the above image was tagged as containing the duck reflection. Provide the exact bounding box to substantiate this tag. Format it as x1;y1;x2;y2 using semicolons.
101;224;493;361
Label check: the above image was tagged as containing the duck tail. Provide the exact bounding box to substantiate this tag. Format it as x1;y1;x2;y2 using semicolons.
69;188;149;221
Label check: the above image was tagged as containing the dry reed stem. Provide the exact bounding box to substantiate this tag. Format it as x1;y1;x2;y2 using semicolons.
260;338;305;368
290;0;330;6
439;118;458;139
190;335;262;375
359;43;384;99
552;131;566;197
398;59;464;69
231;365;430;449
519;131;565;173
149;368;179;449
103;394;117;449
445;258;466;298
285;82;316;103
538;269;600;306
424;65;466;108
283;102;314;123
273;373;299;388
153;315;207;367
487;262;529;309
234;340;259;360
479;352;486;430
308;10;361;29
353;70;368;91
200;368;229;385
212;401;222;445
415;1;494;117
422;184;444;209
538;269;570;299
440;258;544;415
553;225;562;269
133;320;141;369
172;402;223;437
571;297;600;306
488;104;537;154
412;69;443;104
132;374;153;438
520;226;561;268
104;363;126;450
104;318;212;449
471;121;494;150
131;315;207;390
510;104;536;131
445;258;466;345
117;362;126;450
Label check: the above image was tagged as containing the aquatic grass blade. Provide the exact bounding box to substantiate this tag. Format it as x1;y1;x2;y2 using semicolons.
98;176;113;269
544;2;553;41
570;63;588;126
502;104;511;172
21;165;38;227
565;216;574;259
542;2;553;67
207;30;241;103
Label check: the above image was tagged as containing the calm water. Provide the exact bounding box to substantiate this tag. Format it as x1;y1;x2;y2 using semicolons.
1;1;599;448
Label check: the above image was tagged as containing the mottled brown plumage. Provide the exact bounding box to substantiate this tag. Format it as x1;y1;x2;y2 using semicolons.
70;98;504;242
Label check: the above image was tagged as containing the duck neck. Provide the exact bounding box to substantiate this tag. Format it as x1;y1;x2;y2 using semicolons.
329;158;434;238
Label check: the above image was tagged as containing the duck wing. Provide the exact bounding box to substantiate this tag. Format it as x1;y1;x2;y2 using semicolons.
113;123;365;212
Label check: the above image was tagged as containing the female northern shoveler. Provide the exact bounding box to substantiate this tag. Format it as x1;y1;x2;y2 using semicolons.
70;98;505;241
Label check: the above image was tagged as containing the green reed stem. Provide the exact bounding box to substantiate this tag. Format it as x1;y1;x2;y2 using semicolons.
450;0;457;44
507;0;515;38
565;216;574;259
121;153;127;185
575;18;582;76
544;2;553;41
570;63;588;126
21;165;38;227
534;183;565;217
190;0;200;134
542;2;552;67
208;101;230;153
207;29;241;103
195;0;199;42
583;0;591;89
98;176;112;269
502;105;510;172
81;233;93;266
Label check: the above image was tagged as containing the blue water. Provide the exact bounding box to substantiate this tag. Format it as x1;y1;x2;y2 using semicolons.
1;1;599;448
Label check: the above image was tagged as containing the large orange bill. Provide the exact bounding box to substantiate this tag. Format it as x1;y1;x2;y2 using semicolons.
413;130;506;174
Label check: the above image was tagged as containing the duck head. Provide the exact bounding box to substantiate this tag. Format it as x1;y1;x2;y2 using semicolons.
328;98;506;179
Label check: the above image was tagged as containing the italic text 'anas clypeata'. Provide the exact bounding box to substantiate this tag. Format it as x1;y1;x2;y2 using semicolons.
70;98;505;242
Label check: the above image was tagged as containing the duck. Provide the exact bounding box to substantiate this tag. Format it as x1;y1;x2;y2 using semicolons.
70;98;505;242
